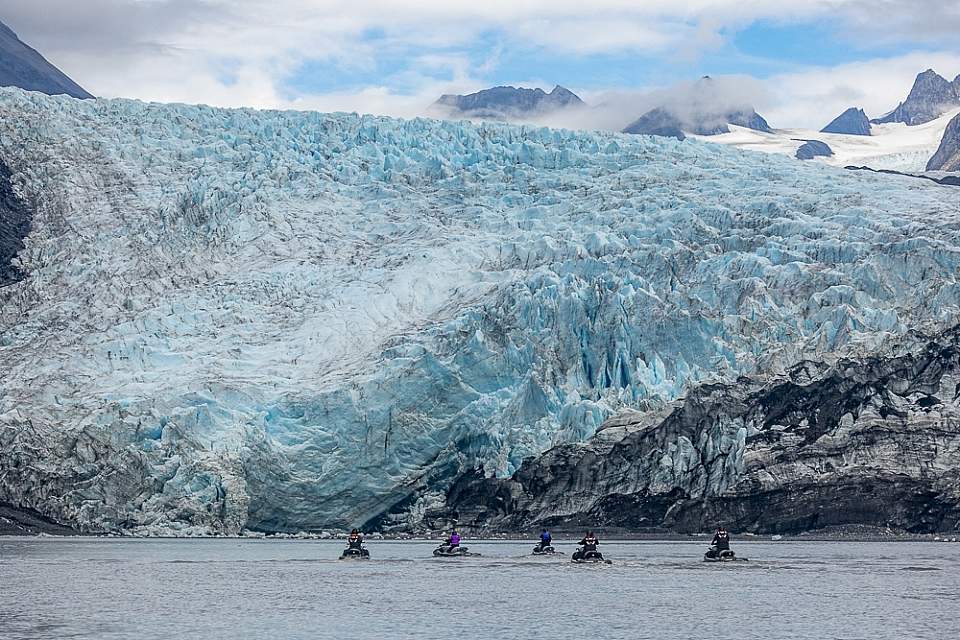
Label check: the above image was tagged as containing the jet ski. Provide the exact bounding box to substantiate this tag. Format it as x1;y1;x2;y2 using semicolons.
703;547;746;562
340;546;370;560
532;544;558;555
571;548;610;564
433;545;480;557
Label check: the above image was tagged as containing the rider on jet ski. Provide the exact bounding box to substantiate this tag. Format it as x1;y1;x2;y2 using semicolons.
347;528;364;549
706;525;730;558
537;529;552;551
579;531;599;552
446;529;461;550
341;528;370;558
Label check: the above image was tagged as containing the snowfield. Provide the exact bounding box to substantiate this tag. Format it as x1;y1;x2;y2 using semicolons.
694;108;960;172
2;87;960;534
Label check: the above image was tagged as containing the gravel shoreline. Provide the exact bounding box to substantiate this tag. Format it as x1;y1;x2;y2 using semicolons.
2;514;958;543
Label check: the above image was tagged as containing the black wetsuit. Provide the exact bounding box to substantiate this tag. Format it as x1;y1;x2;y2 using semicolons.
711;530;730;551
348;535;364;550
577;536;599;559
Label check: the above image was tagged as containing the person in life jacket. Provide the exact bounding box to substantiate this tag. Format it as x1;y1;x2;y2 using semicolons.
711;526;730;552
538;529;552;550
579;531;599;552
447;529;461;549
347;528;364;549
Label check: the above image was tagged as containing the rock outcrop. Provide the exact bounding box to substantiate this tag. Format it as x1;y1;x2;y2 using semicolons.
873;69;959;126
0;157;31;286
795;140;833;160
443;327;960;534
821;108;871;135
926;112;960;171
0;19;91;98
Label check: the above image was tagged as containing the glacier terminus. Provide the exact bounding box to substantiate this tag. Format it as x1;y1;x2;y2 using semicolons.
2;88;960;535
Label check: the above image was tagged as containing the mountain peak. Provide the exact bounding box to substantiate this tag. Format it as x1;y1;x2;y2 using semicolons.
872;69;958;126
433;84;585;119
821;107;871;136
0;19;92;98
623;76;771;138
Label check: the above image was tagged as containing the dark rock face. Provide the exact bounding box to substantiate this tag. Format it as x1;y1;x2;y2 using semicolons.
622;107;686;140
822;107;871;135
726;110;771;134
795;140;834;160
434;85;585;119
926;112;960;171
0;502;77;535
0;158;32;286
873;69;959;126
443;327;960;534
0;20;92;98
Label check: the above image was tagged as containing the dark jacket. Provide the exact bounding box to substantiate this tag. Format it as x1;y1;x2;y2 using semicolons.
540;532;552;545
579;536;598;551
348;534;364;549
711;530;730;550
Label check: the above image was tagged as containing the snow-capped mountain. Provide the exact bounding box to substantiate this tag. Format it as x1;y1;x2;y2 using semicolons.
872;69;960;126
927;113;960;171
0;19;91;98
623;76;771;138
821;107;871;136
432;85;584;120
696;107;960;173
3;88;960;535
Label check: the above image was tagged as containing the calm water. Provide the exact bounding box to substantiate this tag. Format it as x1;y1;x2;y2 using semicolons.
1;538;958;639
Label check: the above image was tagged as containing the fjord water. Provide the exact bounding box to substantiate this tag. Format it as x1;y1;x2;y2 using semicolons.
2;539;957;639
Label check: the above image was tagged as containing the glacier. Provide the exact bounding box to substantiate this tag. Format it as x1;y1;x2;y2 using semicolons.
2;87;960;534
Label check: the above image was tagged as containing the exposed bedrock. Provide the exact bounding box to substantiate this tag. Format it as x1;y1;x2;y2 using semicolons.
443;327;960;534
0;157;31;286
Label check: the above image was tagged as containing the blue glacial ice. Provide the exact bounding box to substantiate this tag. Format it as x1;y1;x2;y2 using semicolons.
1;87;959;534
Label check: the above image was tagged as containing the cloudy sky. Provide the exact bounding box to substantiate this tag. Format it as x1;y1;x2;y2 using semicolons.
4;0;960;128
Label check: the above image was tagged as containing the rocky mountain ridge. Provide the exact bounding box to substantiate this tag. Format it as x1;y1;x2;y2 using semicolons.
873;69;960;127
432;85;584;119
927;112;960;171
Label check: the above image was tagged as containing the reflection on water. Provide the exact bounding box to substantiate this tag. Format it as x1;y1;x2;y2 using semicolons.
1;538;958;639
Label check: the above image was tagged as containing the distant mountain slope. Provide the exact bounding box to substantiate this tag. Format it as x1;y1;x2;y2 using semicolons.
927;112;960;171
0;19;91;98
623;76;771;138
822;108;871;136
695;108;960;173
873;69;958;126
433;85;584;119
622;107;686;140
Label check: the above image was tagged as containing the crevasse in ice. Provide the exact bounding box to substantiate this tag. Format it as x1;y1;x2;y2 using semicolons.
1;87;959;533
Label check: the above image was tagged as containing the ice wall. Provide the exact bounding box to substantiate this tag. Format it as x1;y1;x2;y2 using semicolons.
1;87;959;533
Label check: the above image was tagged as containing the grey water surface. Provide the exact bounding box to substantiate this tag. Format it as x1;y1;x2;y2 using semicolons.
1;538;958;639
